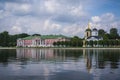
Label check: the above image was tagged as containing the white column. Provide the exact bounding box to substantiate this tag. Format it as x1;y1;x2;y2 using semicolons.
40;39;42;46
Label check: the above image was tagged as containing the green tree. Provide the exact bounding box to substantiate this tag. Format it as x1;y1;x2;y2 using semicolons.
110;28;119;39
53;42;57;47
98;40;103;47
89;40;93;47
32;34;41;36
98;29;106;37
103;33;110;40
0;31;10;47
93;41;98;47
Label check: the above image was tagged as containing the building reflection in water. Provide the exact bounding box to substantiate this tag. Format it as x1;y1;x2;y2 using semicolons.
16;48;120;69
16;48;84;62
83;49;120;80
83;49;120;72
1;48;120;79
16;48;120;73
16;48;84;76
83;49;93;73
16;48;55;61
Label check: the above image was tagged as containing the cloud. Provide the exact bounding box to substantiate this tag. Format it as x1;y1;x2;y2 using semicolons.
4;2;32;15
44;0;60;13
0;0;120;38
11;26;22;34
91;16;101;23
43;19;62;35
91;13;114;23
101;13;114;22
62;24;84;37
70;5;87;17
44;20;61;31
91;13;120;33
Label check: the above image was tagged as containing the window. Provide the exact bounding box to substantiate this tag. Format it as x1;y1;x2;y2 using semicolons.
87;32;88;37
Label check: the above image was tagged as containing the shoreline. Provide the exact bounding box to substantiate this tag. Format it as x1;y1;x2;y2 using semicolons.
0;47;120;49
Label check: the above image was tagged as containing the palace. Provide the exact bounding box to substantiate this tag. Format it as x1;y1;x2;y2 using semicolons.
17;35;69;47
83;22;103;47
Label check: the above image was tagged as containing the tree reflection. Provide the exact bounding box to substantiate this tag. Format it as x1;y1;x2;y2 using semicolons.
0;49;16;65
83;49;120;71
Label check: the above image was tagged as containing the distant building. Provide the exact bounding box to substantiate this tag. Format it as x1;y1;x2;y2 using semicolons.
83;22;103;47
17;35;69;47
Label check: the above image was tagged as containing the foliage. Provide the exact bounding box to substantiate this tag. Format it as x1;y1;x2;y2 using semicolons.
109;28;119;39
53;36;83;47
0;31;30;47
98;29;106;37
0;27;120;47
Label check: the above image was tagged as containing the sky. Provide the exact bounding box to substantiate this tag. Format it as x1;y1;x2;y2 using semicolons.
0;0;120;38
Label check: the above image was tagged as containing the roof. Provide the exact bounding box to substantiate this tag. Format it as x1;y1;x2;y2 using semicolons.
19;35;69;40
41;35;68;39
87;36;102;40
92;28;97;31
22;36;41;40
86;28;91;31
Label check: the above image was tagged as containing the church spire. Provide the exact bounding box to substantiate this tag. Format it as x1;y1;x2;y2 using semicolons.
88;22;91;29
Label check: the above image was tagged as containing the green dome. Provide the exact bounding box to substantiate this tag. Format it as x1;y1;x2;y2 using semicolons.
86;28;91;31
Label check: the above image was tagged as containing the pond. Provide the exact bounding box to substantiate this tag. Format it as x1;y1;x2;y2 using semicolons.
0;48;120;80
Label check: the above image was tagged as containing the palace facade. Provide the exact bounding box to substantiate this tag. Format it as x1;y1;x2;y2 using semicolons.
17;35;69;47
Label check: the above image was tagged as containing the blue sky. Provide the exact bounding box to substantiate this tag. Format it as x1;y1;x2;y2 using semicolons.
0;0;120;38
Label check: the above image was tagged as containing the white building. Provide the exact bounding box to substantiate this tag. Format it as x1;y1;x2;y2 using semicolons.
87;28;102;41
83;22;103;47
84;22;102;41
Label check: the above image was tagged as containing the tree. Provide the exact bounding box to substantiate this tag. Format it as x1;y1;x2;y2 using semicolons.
89;40;93;47
70;36;83;47
103;33;110;40
53;42;57;47
0;31;9;47
93;41;98;47
32;34;41;36
98;40;103;47
110;28;119;39
18;33;30;38
98;29;106;37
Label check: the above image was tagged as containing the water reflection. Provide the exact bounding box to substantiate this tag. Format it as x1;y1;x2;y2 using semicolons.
16;48;83;62
0;48;120;80
0;48;120;69
0;49;16;65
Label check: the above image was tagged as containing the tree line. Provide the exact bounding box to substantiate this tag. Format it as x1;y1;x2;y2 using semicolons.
54;28;120;47
53;36;83;47
0;31;30;47
0;28;120;47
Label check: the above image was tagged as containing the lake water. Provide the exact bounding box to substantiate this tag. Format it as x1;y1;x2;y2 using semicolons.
0;48;120;80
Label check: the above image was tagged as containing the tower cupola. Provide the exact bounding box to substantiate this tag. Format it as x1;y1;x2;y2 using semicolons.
92;28;98;36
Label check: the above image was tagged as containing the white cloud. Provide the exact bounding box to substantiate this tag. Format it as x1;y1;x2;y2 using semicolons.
70;5;86;17
91;16;101;23
91;13;114;23
0;0;120;38
62;24;84;37
44;0;60;13
11;26;22;34
44;20;61;31
101;13;114;21
5;2;31;14
0;10;11;19
91;13;119;33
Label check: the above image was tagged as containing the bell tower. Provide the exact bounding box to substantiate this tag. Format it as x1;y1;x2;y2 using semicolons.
85;22;92;39
83;22;92;47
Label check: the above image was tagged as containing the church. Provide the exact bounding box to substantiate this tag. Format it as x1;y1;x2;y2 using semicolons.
83;22;103;47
